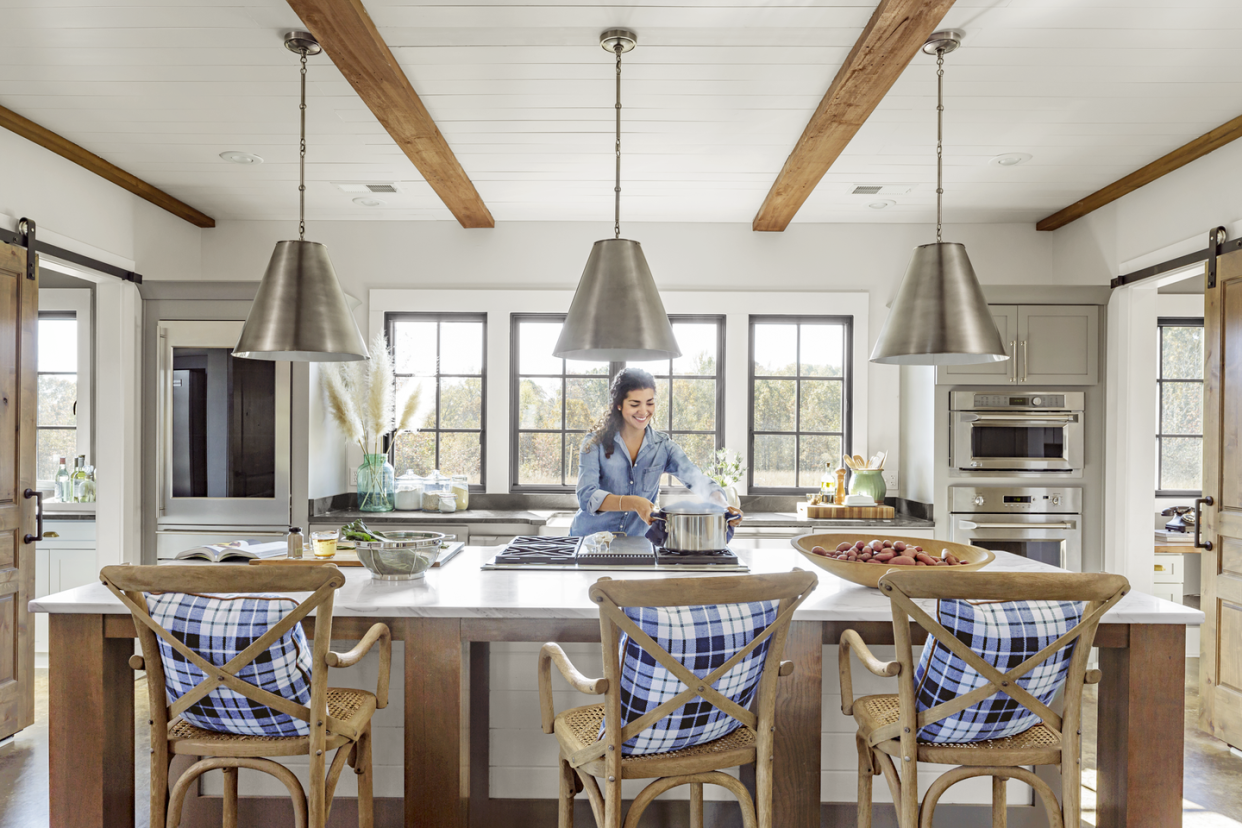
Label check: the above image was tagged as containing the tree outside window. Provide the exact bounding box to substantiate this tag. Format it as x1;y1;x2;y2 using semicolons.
1156;318;1204;494
749;316;851;492
386;313;486;486
511;315;725;490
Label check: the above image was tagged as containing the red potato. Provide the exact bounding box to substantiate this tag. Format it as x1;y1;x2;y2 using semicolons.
837;542;852;552
893;541;907;552
916;561;927;566
854;541;866;551
812;546;826;555
874;551;895;562
882;540;893;548
915;552;937;565
945;554;960;565
889;555;916;566
914;546;924;553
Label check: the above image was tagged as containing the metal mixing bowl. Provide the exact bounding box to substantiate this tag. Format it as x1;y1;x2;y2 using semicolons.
354;531;452;580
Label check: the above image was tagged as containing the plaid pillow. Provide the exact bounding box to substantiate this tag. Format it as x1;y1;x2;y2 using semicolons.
603;601;777;755
914;599;1083;744
146;592;313;737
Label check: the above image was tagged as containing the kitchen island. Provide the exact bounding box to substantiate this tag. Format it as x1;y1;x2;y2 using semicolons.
32;548;1196;828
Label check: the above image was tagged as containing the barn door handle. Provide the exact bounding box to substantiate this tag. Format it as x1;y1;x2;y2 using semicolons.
1194;496;1214;551
23;488;43;544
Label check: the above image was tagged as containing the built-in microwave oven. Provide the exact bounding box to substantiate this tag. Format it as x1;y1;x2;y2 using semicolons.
949;391;1084;478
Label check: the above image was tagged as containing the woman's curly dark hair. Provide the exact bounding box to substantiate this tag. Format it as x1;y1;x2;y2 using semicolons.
586;368;657;459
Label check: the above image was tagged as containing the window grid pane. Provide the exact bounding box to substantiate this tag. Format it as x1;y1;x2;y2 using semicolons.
387;313;486;486
749;317;851;491
1156;319;1204;493
513;315;724;490
37;315;80;491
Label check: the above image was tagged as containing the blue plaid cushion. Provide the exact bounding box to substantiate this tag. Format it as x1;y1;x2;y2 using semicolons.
146;592;313;737
913;599;1084;744
602;601;777;755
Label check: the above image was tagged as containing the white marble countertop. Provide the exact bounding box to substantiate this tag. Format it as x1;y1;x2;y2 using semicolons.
30;548;1204;627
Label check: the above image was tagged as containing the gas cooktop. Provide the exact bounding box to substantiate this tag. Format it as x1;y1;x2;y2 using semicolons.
483;535;747;571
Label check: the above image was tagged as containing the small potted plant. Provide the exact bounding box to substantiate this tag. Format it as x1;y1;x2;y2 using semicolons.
703;448;746;509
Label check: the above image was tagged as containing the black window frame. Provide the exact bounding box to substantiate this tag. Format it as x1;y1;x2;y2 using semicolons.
747;314;853;494
509;313;726;494
1156;316;1204;497
385;311;488;490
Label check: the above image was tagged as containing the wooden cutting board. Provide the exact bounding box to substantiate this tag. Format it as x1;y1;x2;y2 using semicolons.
796;502;895;520
249;542;465;568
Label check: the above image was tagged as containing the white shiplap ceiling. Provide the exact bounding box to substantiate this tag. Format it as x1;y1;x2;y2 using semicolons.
1;0;1241;226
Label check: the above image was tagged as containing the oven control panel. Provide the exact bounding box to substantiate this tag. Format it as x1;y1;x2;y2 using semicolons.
950;486;1082;514
951;390;1084;412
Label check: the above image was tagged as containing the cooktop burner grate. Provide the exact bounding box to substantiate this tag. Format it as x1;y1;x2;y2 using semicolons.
492;535;582;565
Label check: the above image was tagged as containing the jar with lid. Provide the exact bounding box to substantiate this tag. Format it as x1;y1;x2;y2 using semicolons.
421;470;450;511
438;492;458;513
394;473;424;511
450;474;470;511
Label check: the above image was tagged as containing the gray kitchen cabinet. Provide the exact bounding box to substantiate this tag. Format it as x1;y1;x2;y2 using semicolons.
936;305;1098;386
936;305;1019;383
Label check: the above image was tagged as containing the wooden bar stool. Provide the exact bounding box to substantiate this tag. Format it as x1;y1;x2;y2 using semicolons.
538;570;818;828
101;564;391;828
839;570;1128;828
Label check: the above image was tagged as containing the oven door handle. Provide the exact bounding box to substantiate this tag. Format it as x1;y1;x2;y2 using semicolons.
958;520;1076;530
963;414;1078;423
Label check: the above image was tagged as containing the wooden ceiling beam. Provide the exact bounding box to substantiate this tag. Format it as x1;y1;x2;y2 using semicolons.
286;0;494;229
1037;112;1242;232
752;0;956;232
0;104;215;229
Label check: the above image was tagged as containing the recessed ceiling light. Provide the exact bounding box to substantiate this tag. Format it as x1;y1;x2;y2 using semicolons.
353;197;385;207
869;200;896;210
990;153;1032;167
219;150;263;164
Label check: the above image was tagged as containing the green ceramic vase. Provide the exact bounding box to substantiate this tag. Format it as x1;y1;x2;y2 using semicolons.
849;469;887;503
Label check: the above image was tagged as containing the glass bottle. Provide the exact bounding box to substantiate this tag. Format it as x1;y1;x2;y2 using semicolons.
286;526;304;559
819;462;835;499
81;466;97;503
71;456;87;503
54;457;70;502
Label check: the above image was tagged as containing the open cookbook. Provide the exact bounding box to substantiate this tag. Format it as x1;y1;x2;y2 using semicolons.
174;539;288;562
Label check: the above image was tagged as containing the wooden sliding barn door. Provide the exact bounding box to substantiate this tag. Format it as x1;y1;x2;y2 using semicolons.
1200;243;1242;749
0;240;37;741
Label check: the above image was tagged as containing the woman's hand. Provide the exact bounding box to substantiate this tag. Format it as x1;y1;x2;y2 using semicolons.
623;495;657;525
727;506;743;527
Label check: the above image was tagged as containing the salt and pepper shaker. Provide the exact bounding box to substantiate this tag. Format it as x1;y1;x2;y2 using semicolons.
835;465;847;506
287;526;304;559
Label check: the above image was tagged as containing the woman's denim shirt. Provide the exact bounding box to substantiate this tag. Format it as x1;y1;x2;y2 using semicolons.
569;425;722;538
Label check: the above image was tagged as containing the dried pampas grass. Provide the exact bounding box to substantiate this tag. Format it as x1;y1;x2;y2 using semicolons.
320;332;416;456
396;382;426;433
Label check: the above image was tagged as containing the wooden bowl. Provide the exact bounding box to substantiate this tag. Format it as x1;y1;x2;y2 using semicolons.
790;533;995;589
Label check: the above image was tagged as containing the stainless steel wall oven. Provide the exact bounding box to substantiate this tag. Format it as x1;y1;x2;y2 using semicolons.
949;486;1081;571
949;391;1083;477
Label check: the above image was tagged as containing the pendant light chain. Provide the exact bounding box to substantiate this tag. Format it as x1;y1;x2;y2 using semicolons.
298;47;308;241
935;47;944;244
614;43;623;240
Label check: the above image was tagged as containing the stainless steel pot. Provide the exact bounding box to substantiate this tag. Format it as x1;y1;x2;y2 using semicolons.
660;510;728;552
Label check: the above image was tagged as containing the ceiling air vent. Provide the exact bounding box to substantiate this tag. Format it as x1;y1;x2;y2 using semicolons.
852;185;884;195
333;181;404;194
850;184;917;196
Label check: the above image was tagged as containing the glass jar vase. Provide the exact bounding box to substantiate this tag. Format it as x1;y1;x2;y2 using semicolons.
357;454;395;512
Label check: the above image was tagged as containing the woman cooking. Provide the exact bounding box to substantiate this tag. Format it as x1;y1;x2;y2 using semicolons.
570;367;742;539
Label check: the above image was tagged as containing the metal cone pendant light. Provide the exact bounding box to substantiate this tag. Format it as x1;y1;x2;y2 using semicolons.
870;31;1008;366
235;31;369;362
553;30;680;362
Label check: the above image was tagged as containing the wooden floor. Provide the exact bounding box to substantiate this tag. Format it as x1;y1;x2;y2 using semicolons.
2;661;1240;828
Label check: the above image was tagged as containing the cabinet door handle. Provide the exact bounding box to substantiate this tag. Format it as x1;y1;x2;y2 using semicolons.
24;488;43;544
1009;340;1017;383
1021;340;1029;382
1194;496;1214;551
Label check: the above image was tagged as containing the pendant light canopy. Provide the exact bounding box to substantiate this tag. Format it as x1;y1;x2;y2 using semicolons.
553;30;680;362
235;31;368;362
870;31;1008;367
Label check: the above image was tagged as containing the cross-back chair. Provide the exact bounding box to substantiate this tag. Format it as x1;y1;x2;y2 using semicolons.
100;564;392;828
840;570;1129;828
539;570;818;828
